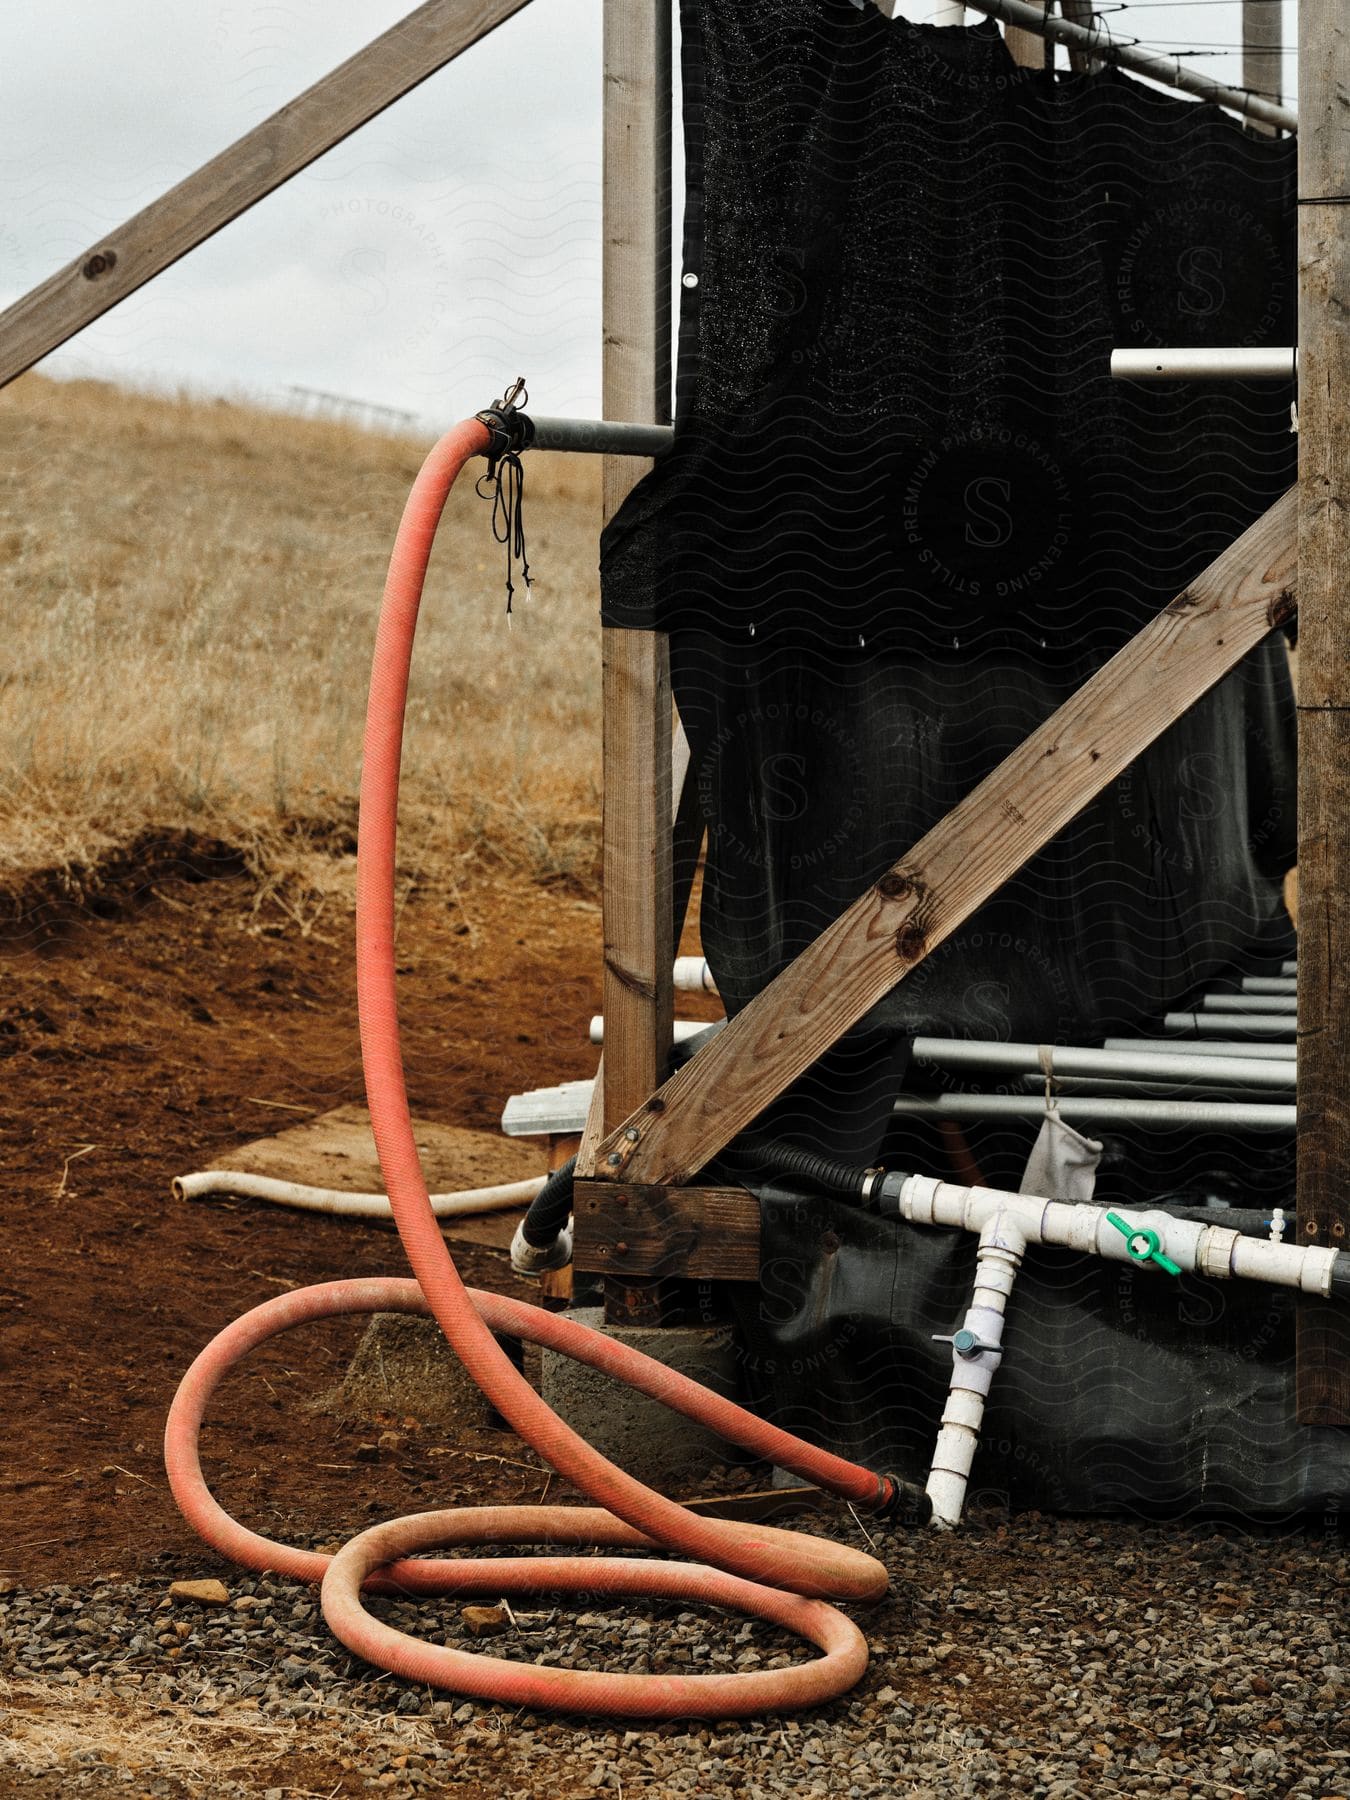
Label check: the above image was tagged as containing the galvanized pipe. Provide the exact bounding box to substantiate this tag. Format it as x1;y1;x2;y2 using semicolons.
523;414;674;458
909;1038;1292;1089
890;1093;1294;1130
1200;993;1297;1015
1104;1036;1296;1062
1163;1013;1296;1039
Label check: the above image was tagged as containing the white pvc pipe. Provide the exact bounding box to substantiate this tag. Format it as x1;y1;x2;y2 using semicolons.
894;1174;1340;1526
954;0;1297;132
174;1170;545;1219
1243;977;1297;995
1112;348;1297;383
673;956;719;994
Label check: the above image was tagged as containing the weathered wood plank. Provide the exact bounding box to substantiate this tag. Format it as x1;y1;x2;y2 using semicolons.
1243;0;1283;136
595;489;1298;1187
573;1182;761;1282
0;0;531;391
596;0;674;1179
1004;0;1048;71
1295;12;1350;1427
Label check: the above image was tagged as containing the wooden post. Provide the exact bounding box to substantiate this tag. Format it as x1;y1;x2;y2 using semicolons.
1295;2;1350;1426
0;0;532;392
1243;0;1283;136
598;0;675;1321
1004;0;1048;71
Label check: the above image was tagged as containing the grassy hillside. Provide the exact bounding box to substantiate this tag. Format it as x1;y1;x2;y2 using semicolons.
0;375;604;893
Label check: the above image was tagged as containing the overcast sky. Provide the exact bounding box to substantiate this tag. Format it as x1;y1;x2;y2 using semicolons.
1;2;1296;432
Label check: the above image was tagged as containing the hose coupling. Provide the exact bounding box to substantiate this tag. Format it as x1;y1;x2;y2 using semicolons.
510;1216;573;1276
474;376;533;476
870;1169;911;1218
873;1473;933;1528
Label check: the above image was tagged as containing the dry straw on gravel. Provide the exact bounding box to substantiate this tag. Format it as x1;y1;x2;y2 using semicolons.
1;374;604;893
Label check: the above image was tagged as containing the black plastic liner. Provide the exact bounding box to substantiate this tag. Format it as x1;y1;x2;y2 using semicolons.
735;1187;1350;1521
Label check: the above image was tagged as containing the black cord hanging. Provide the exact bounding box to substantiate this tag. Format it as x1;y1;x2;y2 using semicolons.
474;377;533;617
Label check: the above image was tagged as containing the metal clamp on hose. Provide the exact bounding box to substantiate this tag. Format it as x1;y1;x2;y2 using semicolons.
874;1474;933;1528
473;375;532;476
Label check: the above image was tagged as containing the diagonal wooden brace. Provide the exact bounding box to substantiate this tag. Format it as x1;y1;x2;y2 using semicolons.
592;488;1298;1188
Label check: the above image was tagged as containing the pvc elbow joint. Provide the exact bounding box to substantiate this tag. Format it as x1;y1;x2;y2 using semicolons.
510;1216;573;1276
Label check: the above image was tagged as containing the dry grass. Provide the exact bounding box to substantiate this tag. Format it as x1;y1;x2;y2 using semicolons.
0;374;604;895
1;1674;439;1798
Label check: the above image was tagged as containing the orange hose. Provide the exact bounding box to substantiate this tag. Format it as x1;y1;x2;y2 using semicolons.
165;418;894;1716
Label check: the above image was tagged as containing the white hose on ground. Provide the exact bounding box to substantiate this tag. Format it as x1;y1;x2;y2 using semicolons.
173;1170;545;1219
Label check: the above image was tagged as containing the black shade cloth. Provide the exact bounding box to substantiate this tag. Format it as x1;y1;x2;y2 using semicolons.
737;1189;1349;1522
602;5;1298;653
601;0;1298;1053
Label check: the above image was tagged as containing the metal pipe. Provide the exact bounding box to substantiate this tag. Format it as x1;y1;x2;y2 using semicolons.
592;1017;1299;1086
1112;348;1297;383
890;1093;1294;1129
1019;1072;1290;1102
1104;1036;1296;1061
1162;1013;1295;1039
522;414;675;458
910;1038;1292;1090
1200;993;1297;1015
953;0;1298;132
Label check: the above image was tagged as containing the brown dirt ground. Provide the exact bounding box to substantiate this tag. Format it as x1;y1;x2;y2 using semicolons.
0;846;651;1591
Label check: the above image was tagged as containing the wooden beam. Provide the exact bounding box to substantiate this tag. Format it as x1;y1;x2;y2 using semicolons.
1243;0;1283;136
573;1181;760;1282
0;0;531;391
1295;5;1350;1427
599;0;674;1146
594;490;1298;1187
1005;0;1048;71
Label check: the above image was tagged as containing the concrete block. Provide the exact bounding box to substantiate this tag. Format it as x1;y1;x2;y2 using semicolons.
540;1307;738;1486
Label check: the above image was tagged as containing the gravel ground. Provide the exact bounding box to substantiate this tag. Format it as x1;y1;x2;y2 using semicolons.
1;1514;1345;1799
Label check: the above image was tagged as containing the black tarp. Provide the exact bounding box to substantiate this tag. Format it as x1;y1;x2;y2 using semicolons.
596;3;1339;1514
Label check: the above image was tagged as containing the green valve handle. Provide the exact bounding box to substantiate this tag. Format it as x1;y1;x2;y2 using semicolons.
1106;1211;1182;1277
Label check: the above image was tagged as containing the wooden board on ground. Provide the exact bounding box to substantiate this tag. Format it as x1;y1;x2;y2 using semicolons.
219;1102;542;1250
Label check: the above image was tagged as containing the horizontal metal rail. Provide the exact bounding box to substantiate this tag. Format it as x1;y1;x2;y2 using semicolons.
891;1093;1294;1131
1104;1036;1296;1061
1163;1013;1296;1039
1201;993;1297;1015
523;415;674;457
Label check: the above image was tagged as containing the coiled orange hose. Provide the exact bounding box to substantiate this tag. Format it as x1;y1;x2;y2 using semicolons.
165;418;894;1716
